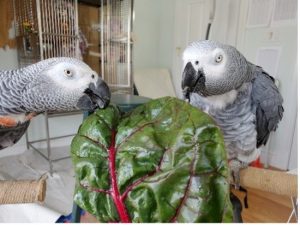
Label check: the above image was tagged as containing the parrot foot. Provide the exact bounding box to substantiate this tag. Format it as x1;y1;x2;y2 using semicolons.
229;159;248;189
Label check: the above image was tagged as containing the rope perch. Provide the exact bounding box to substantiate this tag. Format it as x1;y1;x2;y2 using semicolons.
0;167;296;205
0;174;47;204
239;167;297;197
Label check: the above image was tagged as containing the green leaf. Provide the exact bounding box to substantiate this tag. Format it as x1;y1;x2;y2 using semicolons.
71;97;233;222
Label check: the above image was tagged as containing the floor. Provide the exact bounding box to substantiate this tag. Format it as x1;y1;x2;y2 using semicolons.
0;146;75;223
232;187;297;223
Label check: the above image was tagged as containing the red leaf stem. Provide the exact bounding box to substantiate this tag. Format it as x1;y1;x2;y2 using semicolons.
109;131;131;223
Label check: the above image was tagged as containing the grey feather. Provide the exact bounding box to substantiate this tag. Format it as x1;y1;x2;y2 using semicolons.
190;83;258;163
0;121;30;150
250;65;284;147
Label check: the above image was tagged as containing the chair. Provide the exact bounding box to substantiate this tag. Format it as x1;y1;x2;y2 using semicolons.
134;68;177;98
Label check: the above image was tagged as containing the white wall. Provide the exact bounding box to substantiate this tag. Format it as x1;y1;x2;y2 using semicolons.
133;0;175;71
157;0;175;69
288;115;297;170
209;0;241;46
0;48;19;70
133;0;160;69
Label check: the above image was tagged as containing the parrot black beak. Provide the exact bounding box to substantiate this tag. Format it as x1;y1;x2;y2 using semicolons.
182;62;206;99
77;79;111;110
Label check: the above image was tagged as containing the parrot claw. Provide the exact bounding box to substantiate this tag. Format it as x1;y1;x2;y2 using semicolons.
232;170;241;190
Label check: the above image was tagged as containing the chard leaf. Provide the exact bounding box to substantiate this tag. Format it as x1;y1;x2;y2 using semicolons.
71;97;233;222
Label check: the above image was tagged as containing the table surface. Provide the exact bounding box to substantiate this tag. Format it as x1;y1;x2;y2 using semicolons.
111;94;151;112
111;93;151;105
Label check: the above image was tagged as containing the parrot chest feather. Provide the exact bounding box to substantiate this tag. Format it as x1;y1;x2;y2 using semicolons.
190;83;258;163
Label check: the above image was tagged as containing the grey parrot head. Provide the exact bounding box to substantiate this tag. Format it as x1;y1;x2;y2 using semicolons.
181;40;250;99
28;57;110;112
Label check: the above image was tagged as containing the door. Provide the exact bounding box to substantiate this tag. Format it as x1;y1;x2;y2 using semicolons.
288;115;297;170
172;0;211;97
236;0;298;170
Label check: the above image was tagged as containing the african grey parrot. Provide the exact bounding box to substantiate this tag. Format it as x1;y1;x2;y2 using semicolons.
181;40;284;186
0;57;110;150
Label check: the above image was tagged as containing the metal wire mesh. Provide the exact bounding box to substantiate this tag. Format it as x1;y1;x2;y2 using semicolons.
13;0;79;66
14;0;39;66
100;0;133;94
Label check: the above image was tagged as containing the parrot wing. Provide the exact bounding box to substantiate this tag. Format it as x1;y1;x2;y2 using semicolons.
0;69;31;115
251;67;284;147
0;120;30;150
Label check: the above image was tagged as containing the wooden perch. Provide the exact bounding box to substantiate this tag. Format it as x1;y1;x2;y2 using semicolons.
238;167;297;197
0;174;47;204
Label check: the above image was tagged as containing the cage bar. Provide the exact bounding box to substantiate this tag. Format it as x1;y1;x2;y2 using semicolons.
13;0;80;66
100;0;134;94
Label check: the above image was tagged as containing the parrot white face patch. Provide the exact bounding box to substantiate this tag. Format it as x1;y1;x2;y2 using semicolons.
199;48;227;79
45;62;98;92
183;47;227;79
201;48;227;79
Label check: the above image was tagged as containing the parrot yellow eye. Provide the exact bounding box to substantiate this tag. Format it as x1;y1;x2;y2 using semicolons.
215;55;223;63
64;69;73;77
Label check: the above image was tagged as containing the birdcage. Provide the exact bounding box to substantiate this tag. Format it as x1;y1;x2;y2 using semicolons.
13;0;80;67
100;0;134;94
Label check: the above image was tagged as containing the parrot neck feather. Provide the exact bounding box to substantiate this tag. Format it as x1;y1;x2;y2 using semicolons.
202;89;238;110
198;83;249;110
